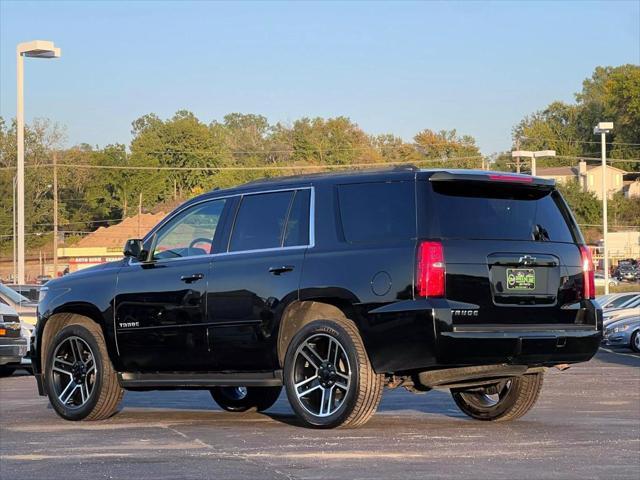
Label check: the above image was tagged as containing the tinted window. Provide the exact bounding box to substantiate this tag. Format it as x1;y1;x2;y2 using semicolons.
338;182;415;243
152;199;226;260
284;189;311;247
427;182;574;242
229;191;293;251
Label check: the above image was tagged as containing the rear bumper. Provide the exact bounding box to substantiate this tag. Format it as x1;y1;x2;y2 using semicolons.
0;339;28;366
437;326;601;366
366;298;602;373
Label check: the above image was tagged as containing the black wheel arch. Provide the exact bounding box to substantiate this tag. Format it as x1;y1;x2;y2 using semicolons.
276;292;365;369
35;302;120;375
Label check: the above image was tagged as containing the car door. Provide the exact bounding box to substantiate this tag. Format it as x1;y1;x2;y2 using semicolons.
114;198;228;372
207;188;312;371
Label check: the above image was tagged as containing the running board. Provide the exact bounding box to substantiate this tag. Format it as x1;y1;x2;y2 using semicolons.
118;370;283;389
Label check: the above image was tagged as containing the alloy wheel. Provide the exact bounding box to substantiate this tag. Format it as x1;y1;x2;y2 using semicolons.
292;333;351;417
51;336;96;408
460;380;512;408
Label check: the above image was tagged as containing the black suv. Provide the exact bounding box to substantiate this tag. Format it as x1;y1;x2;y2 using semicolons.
34;168;601;428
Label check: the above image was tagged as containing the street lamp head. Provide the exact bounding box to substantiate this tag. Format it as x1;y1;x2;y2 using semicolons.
17;40;61;59
594;122;613;134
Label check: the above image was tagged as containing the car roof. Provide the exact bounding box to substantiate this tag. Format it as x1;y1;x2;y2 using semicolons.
193;167;550;203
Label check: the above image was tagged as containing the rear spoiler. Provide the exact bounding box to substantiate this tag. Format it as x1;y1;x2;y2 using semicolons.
428;171;555;188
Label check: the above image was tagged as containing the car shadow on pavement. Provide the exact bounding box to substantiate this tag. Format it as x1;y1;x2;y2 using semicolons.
120;386;467;427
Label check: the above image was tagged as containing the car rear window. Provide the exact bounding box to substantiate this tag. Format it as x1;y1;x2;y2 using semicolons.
425;181;575;242
337;181;415;243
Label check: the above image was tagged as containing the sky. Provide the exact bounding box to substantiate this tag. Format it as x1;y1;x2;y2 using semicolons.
1;0;638;155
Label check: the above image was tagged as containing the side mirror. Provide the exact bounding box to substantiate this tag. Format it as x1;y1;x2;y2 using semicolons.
123;239;147;262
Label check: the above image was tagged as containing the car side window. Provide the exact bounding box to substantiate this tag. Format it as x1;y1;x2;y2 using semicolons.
229;191;294;252
152;199;226;260
284;189;311;247
338;182;415;243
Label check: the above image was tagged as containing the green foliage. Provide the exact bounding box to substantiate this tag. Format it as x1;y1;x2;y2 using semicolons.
556;180;601;225
514;64;640;171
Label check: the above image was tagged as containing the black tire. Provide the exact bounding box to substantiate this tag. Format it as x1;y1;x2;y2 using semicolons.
631;330;640;353
44;322;123;421
0;365;16;377
283;317;384;429
210;386;282;412
451;372;544;422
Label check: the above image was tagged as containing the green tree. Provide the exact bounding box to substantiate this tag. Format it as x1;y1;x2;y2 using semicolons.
514;64;640;171
413;129;482;168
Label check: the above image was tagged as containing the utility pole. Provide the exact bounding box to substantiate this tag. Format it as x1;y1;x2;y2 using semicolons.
594;122;614;294
138;193;142;237
515;138;521;174
12;176;17;283
16;40;61;285
17;47;25;284
53;150;58;278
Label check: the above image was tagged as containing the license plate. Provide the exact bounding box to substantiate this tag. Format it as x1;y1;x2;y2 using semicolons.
506;268;535;290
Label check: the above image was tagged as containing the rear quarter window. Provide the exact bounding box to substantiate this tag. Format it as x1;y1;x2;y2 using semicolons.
337;181;415;243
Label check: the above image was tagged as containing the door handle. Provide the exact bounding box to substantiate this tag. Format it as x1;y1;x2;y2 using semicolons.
269;265;294;275
180;273;204;284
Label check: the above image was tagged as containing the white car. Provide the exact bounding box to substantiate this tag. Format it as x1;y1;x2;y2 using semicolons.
0;303;30;377
594;273;619;287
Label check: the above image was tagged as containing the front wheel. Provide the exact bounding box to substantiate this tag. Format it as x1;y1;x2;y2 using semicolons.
210;386;282;412
44;322;123;421
451;372;544;422
284;318;384;429
631;331;640;353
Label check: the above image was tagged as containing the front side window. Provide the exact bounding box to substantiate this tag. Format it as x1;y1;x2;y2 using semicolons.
152;199;226;260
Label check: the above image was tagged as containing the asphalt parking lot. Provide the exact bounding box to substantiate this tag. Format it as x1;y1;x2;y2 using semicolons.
1;349;638;480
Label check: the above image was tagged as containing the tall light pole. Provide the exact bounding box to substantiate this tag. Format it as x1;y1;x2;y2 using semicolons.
16;40;61;284
511;150;556;175
12;176;17;283
594;122;614;295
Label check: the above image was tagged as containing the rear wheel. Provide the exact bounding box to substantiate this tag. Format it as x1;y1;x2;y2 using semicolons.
451;372;543;421
284;318;384;429
210;386;282;412
631;331;640;353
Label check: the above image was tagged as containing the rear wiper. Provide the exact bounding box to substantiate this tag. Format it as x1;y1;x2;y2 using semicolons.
533;224;550;242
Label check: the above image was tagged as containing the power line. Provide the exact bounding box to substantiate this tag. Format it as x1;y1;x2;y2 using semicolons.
0;156;485;172
519;137;640;147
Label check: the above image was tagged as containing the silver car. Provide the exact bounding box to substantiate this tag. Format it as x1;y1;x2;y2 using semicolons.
597;293;640;310
603;314;640;353
0;303;29;376
603;296;640;327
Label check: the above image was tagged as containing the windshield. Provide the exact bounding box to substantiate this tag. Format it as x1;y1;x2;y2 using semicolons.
0;284;31;305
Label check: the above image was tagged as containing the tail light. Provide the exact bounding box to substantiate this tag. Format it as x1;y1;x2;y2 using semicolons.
579;245;595;299
416;241;445;297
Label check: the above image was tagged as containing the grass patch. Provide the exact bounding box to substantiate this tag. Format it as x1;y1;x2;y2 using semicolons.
596;283;640;295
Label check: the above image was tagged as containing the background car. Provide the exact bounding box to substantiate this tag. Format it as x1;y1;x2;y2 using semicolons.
603;314;640;353
597;293;640;310
603;296;640;327
594;273;619;287
0;283;38;327
6;284;42;303
0;303;29;377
